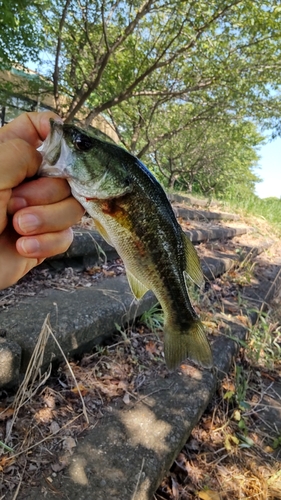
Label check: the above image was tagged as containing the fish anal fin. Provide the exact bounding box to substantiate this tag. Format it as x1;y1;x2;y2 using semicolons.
182;231;204;289
126;269;149;300
164;319;213;370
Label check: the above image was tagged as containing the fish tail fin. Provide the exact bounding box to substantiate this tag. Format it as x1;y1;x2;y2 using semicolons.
164;319;213;370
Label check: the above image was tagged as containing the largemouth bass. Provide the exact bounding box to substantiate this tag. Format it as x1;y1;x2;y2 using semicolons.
38;120;213;370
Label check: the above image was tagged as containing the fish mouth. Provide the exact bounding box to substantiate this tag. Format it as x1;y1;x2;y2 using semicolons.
38;120;72;178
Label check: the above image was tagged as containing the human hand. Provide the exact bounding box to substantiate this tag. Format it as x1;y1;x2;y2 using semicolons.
0;111;85;290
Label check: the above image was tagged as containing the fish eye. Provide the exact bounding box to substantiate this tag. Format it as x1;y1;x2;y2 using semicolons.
73;133;93;152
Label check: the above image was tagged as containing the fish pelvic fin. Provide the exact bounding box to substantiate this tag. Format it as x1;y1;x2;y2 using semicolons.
93;218;113;247
182;231;204;289
164;319;213;370
126;269;149;300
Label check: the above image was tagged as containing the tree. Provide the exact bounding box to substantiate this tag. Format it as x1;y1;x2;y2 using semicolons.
0;1;43;69
148;118;263;196
1;0;280;196
31;0;281;130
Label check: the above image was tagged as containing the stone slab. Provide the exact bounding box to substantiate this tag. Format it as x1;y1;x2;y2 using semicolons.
185;225;247;243
167;193;220;207
173;206;240;221
0;338;21;388
20;318;269;500
0;277;156;376
18;258;281;500
49;226;249;263
0;243;272;388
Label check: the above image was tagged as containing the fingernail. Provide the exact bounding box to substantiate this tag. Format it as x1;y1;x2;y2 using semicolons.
20;238;40;254
18;213;40;233
8;197;27;214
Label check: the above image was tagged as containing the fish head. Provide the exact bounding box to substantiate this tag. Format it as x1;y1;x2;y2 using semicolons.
38;119;132;200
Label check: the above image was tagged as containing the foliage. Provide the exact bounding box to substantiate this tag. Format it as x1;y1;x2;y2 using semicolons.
150;119;263;195
2;0;281;196
0;1;43;69
26;0;281;125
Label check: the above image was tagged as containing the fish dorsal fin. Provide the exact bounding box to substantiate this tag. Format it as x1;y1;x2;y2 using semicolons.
182;231;204;289
126;269;149;300
93;218;113;247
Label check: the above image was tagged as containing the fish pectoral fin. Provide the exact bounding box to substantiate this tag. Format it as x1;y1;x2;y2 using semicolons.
182;231;204;289
93;219;113;247
164;319;213;370
126;270;149;300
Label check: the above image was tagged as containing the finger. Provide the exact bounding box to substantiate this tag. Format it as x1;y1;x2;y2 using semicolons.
0;139;42;190
0;188;12;234
13;197;84;235
0;111;62;148
0;228;41;291
16;228;74;259
8;178;72;214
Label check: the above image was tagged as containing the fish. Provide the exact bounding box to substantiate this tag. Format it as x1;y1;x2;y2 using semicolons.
38;119;213;370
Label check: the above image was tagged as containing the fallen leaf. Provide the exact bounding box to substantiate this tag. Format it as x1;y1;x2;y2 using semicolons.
71;383;89;396
63;436;76;454
34;407;53;424
145;341;158;355
171;476;179;499
86;266;101;275
224;433;239;451
0;408;14;421
102;269;115;277
0;456;15;471
212;284;222;291
49;421;60;434
198;490;222;500
123;393;130;405
51;460;67;472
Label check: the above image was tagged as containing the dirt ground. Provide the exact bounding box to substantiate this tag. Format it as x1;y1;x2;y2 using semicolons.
0;210;281;499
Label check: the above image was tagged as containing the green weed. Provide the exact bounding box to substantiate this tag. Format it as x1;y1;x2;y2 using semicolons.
140;303;164;333
247;313;281;368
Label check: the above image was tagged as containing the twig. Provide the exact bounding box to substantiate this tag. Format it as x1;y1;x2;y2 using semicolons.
47;326;89;425
131;458;145;500
12;461;26;500
7;315;52;441
11;413;85;460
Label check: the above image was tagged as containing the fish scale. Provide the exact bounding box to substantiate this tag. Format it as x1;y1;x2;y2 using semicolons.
38;120;213;370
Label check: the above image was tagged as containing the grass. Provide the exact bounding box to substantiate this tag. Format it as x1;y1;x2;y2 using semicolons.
171;188;281;235
219;193;281;235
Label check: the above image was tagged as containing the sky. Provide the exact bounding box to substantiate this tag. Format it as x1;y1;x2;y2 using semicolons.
254;136;281;199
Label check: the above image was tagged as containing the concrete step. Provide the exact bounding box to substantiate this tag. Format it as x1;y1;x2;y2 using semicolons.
185;225;248;243
168;193;221;207
0;239;273;388
47;226;249;269
173;206;240;221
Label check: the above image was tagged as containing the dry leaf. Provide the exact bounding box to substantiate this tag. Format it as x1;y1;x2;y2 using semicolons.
145;341;158;354
51;460;67;472
102;269;115;277
34;407;53;423
86;266;101;275
49;421;60;434
63;436;76;454
198;490;222;500
212;284;222;291
0;408;14;421
71;383;89;396
123;393;130;405
0;456;15;471
171;476;179;499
